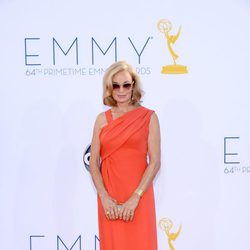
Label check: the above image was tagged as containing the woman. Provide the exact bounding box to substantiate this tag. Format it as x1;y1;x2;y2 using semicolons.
89;61;161;250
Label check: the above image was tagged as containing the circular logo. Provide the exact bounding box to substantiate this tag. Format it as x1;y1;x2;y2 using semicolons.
83;144;91;172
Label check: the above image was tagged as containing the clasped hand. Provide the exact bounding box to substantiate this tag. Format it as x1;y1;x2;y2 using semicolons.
101;193;140;222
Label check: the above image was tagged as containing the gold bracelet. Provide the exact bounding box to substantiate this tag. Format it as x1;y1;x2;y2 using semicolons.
134;188;144;198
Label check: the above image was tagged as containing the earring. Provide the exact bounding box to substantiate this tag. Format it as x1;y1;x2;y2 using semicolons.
131;91;135;101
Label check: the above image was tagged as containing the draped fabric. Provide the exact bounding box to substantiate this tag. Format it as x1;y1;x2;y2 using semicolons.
97;106;158;250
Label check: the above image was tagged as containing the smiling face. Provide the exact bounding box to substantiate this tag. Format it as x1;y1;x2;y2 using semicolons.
102;61;142;107
111;70;134;105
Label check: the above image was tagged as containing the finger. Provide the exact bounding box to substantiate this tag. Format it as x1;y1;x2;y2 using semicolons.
118;207;124;219
110;208;115;220
129;211;134;221
123;210;129;221
122;210;127;221
112;208;117;220
128;210;133;221
127;211;132;222
117;205;122;217
126;212;130;222
105;210;110;220
113;206;119;219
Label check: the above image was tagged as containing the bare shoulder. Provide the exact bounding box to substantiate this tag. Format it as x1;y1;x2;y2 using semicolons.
149;111;160;126
94;111;108;131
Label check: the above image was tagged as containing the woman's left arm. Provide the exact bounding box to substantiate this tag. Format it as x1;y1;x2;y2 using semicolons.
119;112;161;221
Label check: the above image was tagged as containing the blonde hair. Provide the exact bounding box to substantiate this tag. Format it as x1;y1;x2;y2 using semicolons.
102;61;143;107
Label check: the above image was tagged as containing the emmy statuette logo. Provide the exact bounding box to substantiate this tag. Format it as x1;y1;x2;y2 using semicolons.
157;19;188;74
159;218;182;250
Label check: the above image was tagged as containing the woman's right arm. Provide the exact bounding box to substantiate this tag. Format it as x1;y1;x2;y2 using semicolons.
89;113;118;220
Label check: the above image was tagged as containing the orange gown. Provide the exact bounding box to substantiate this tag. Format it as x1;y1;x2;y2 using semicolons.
98;105;158;250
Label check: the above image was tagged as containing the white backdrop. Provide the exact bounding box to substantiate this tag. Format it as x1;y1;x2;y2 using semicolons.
1;0;250;250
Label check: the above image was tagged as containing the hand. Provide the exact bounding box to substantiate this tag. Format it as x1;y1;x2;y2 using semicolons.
100;194;118;220
118;193;140;222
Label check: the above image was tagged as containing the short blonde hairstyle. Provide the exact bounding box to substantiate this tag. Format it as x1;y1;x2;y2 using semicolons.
102;61;143;107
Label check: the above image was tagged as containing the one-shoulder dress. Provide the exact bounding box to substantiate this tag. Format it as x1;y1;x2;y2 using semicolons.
98;105;158;250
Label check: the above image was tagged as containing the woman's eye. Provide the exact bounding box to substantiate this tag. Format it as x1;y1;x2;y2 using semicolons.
124;84;132;89
112;84;120;89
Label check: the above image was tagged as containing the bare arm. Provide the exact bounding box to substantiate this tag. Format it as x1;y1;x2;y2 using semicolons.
134;112;161;194
89;113;108;198
119;112;161;221
89;113;119;220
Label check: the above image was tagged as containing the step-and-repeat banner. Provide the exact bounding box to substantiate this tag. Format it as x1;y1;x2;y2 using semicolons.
1;0;250;249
